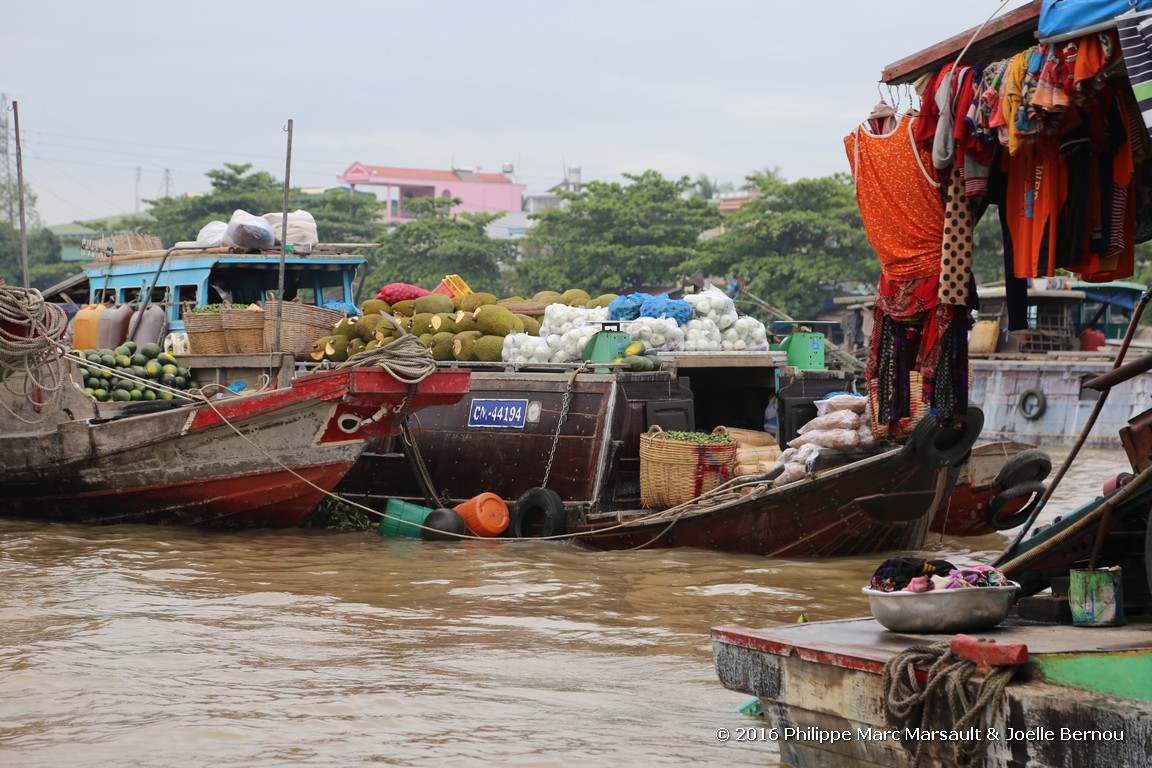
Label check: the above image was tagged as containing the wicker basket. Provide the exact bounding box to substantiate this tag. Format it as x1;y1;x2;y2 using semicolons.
220;307;267;354
183;310;229;354
639;425;737;509
263;299;344;359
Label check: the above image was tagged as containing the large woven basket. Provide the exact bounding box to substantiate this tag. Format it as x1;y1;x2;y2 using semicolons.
639;425;737;509
220;306;267;354
183;309;229;354
263;299;344;359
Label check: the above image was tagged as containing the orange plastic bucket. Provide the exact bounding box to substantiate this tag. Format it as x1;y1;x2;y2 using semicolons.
453;492;509;537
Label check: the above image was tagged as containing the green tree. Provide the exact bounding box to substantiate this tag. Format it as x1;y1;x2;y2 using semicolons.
681;173;873;320
0;177;42;230
0;222;61;287
145;163;384;246
972;209;1006;284
362;197;515;296
511;170;721;296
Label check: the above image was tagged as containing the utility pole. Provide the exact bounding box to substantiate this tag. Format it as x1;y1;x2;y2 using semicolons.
1;93;12;226
135;166;142;213
159;168;174;197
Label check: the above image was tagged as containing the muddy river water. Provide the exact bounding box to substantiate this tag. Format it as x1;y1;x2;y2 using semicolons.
0;448;1131;767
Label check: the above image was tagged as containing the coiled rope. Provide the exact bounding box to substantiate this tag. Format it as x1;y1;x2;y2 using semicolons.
336;334;437;383
882;642;1017;768
0;284;70;423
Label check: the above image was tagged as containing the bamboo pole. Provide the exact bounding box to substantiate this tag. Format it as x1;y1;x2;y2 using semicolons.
13;101;28;288
275;118;293;353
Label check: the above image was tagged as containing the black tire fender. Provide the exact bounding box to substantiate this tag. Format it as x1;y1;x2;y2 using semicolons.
985;480;1046;531
993;448;1053;489
1017;389;1047;420
910;406;985;468
511;487;567;538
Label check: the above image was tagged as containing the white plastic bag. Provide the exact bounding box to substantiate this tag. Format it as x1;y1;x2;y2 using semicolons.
788;428;861;451
720;316;769;351
263;209;319;246
501;333;552;366
682;317;723;351
195;220;227;247
628;316;685;352
223;209;275;250
684;285;739;330
798;410;862;434
538;304;608;337
549;326;599;363
816;393;868;415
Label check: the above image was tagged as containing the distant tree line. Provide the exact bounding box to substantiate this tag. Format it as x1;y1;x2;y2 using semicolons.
2;161;1069;320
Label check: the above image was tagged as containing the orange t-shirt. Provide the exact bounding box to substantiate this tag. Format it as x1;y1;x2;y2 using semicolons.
845;115;943;281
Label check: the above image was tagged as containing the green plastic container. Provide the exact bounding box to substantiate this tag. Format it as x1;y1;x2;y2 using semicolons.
378;499;434;537
779;332;826;370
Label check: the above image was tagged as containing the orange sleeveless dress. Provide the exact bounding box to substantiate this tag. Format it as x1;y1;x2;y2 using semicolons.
845;115;943;281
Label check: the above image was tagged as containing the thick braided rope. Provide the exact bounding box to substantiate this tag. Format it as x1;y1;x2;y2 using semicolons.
0;285;70;423
336;334;437;384
882;641;1016;768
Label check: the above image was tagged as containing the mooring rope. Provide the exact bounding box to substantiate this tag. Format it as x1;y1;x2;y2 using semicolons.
0;284;70;424
336;334;437;383
882;642;1017;768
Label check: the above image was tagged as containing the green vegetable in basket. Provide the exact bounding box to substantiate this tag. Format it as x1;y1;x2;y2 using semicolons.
190;303;226;314
661;430;735;444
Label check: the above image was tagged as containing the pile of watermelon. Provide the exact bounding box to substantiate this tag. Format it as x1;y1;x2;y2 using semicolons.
74;342;198;402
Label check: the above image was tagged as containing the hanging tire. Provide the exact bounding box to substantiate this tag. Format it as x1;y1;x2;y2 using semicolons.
511;488;567;538
910;406;985;468
1017;389;1047;420
993;449;1053;489
985;480;1046;531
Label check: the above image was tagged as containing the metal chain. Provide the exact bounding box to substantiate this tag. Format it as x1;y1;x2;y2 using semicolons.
542;366;583;488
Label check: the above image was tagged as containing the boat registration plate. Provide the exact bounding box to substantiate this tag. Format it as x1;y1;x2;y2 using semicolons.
467;398;529;428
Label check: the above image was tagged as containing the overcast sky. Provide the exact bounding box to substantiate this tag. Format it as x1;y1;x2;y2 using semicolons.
2;1;1033;227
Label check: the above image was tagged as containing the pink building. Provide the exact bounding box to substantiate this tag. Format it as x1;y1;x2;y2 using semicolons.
336;162;526;221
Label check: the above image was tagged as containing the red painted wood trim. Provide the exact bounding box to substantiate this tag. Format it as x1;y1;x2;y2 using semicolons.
950;634;1029;666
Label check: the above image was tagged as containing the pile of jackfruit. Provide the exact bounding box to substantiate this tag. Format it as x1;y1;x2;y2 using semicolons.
308;288;619;364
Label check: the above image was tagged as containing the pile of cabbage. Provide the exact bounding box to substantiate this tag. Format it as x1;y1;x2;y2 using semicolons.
501;284;772;363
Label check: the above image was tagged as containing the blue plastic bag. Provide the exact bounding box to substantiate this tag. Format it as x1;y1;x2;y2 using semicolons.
639;294;693;326
608;292;648;321
1039;0;1152;43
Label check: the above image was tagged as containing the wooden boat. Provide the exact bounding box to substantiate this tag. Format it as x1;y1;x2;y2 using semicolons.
570;420;977;556
0;285;470;529
969;280;1152;449
339;358;983;556
929;441;1049;538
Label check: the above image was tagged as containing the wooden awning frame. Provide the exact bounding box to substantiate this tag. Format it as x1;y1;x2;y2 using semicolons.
881;0;1042;84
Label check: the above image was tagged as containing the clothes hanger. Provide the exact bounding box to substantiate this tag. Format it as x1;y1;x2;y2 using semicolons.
867;83;898;133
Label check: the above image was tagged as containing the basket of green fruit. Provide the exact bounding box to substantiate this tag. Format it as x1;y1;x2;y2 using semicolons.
183;303;228;354
639;426;737;509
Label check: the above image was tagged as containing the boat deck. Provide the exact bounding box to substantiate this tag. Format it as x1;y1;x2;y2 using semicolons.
712;616;1152;768
713;615;1152;669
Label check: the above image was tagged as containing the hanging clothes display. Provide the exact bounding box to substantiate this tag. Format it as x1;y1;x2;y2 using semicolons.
847;112;970;433
852;19;1152;432
845;114;943;281
1118;9;1152;133
939;166;976;305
